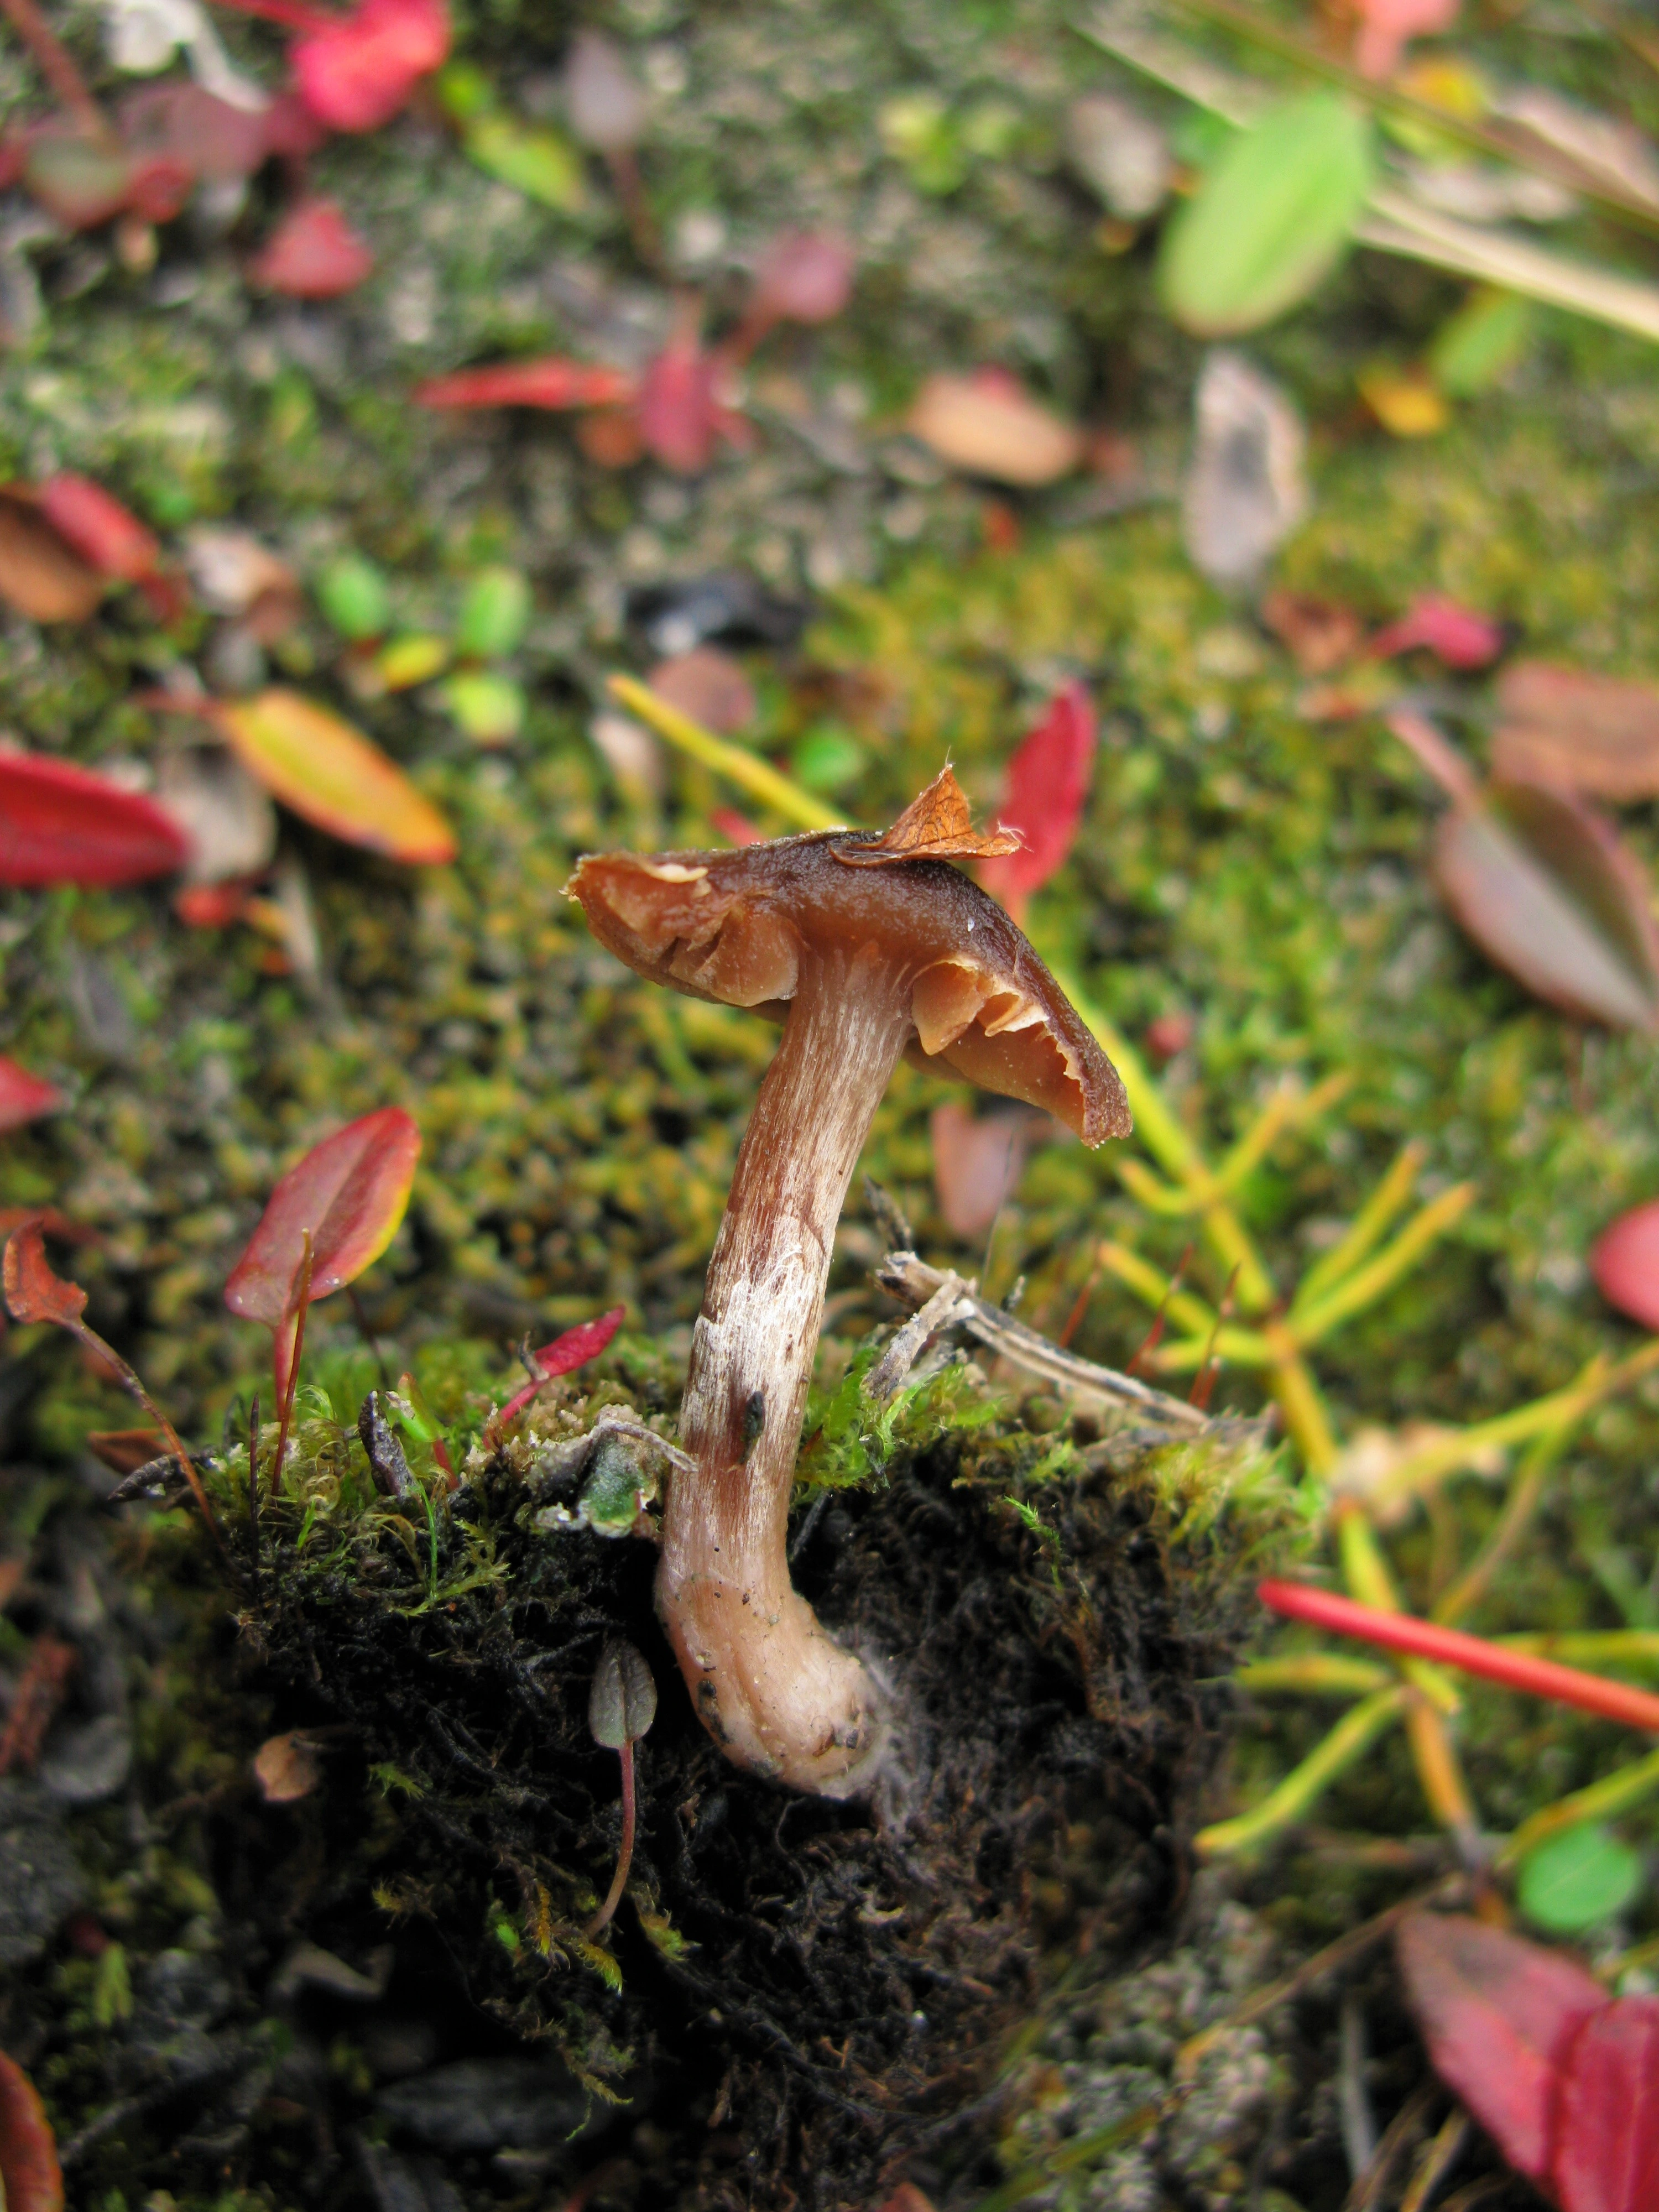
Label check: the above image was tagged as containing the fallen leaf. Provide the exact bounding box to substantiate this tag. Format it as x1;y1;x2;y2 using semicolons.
1553;1997;1659;2212
0;492;104;622
213;688;457;863
977;682;1095;924
291;0;449;132
415;356;635;411
0;753;192;886
564;28;644;153
1159;92;1374;337
1182;350;1307;591
84;1428;168;1475
834;765;1020;868
1066;91;1170;220
748;231;854;327
155;745;278;885
247;197;374;296
36;474;159;583
1396;1909;1605;2181
3;1220;88;1328
184;526;298;619
1433;779;1659;1032
710;806;763;846
1370;594;1503;669
646;646;756;735
1590;1201;1659;1332
1358;364;1451;437
1261;590;1365;675
1492;661;1659;802
461;111;584;211
1354;0;1460;80
907;370;1084;488
225;1106;420;1402
253;1729;322;1804
0;1058;62;1133
930;1102;1039;1239
638;326;747;474
0;2048;63;2212
116;79;274;182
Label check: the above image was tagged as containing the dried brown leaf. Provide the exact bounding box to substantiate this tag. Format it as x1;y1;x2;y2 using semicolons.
834;765;1020;869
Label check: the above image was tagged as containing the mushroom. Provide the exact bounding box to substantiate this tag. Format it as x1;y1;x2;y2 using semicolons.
566;769;1130;1796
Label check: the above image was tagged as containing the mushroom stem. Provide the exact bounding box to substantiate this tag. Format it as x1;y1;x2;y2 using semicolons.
662;943;910;1794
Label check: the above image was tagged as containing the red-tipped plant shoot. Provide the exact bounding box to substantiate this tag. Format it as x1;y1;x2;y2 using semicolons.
225;1106;420;1426
491;1306;627;1434
977;681;1096;927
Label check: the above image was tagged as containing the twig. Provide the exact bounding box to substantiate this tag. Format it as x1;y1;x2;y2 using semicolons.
875;1249;1209;1431
1399;2109;1471;2212
862;1270;969;1402
0;0;111;140
1344;2079;1438;2212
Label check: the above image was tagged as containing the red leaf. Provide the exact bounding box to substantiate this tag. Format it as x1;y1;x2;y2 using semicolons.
414;357;637;411
1590;1201;1659;1332
3;1220;88;1328
1397;1910;1605;2181
750;231;854;326
0;1059;62;1133
0;754;192;887
0;2048;63;2212
637;328;748;474
117;81;275;181
1369;593;1503;670
225;1108;420;1397
1553;1997;1659;2212
709;806;763;847
292;0;450;133
978;682;1096;925
247;198;374;296
37;474;159;583
495;1307;627;1426
0;491;104;623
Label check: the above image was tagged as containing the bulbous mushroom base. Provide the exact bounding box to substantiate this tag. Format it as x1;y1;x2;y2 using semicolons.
656;1556;888;1797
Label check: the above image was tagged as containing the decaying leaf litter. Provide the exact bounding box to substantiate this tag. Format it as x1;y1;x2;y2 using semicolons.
6;0;1659;2205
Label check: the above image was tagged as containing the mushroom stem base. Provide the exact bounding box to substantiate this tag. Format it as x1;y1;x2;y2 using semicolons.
662;945;912;1794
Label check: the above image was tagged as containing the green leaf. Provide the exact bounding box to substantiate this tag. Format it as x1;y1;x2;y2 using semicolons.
1158;92;1374;337
455;566;531;659
1517;1822;1643;1933
317;553;391;641
439;671;526;744
1428;287;1535;398
464;114;585;211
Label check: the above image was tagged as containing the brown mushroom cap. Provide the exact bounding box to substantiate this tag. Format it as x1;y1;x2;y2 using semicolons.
567;804;1131;1147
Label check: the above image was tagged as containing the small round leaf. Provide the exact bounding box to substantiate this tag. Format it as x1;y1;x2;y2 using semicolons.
588;1637;657;1750
1519;1824;1644;1935
1158;92;1374;337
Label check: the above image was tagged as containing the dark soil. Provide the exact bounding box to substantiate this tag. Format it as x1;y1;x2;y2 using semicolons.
24;1396;1279;2211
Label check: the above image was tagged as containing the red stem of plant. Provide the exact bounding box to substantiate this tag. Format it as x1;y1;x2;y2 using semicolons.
1259;1580;1659;1734
0;0;111;140
587;1740;635;1936
270;1233;315;1495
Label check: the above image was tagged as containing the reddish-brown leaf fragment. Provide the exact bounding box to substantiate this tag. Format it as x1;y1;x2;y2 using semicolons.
930;1102;1037;1240
978;682;1096;924
1433;780;1659;1033
495;1306;627;1426
3;1222;87;1327
1261;589;1364;675
36;474;159;583
836;765;1021;869
253;1729;322;1804
1396;1910;1606;2181
1553;1996;1659;2212
247;198;374;298
415;357;636;411
1493;661;1659;802
1369;594;1503;670
1590;1201;1659;1333
0;1635;76;1777
0;753;192;887
0;492;103;623
646;646;756;735
0;1058;62;1133
0;2048;64;2212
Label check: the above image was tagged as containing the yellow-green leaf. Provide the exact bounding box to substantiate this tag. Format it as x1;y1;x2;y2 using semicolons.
216;688;456;864
1159;92;1374;337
